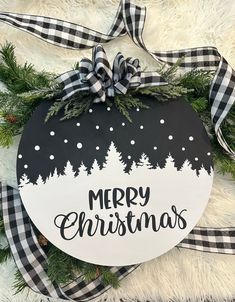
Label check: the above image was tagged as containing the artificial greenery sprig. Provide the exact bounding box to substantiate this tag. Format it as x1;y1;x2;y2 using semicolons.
0;43;55;93
46;244;119;288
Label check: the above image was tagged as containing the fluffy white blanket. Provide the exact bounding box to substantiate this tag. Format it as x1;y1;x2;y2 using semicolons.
0;0;235;301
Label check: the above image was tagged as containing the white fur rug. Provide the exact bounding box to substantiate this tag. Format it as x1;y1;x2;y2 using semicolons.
0;0;235;301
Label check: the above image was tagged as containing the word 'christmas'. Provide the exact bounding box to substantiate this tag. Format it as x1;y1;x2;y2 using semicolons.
54;205;187;240
88;187;150;210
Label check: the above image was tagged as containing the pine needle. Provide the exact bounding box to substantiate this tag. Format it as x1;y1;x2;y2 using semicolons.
0;42;54;93
13;270;28;295
0;215;5;235
114;94;149;122
0;246;11;263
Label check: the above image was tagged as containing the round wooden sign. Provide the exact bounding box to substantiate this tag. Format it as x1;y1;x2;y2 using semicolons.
17;97;213;266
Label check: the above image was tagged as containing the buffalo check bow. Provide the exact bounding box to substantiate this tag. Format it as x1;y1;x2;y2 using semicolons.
57;45;167;103
0;0;234;158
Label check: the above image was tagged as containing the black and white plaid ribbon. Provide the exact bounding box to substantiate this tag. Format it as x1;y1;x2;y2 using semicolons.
0;183;138;301
0;0;234;157
0;183;234;300
57;44;166;102
0;0;235;300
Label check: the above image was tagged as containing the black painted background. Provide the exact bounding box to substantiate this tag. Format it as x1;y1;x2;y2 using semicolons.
17;97;213;184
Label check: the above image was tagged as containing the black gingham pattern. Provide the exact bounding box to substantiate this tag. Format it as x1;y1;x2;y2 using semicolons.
0;183;69;300
57;45;167;102
179;227;235;255
0;183;139;301
0;0;234;157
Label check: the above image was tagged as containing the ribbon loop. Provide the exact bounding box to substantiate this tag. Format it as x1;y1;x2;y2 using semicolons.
57;45;165;102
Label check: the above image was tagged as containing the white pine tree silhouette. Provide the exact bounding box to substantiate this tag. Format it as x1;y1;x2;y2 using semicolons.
198;164;209;178
179;158;199;178
36;175;44;185
129;161;138;174
164;153;176;169
63;161;76;177
90;159;101;176
78;161;88;177
180;159;192;171
52;167;59;178
137;153;153;169
19;173;30;188
102;141;126;174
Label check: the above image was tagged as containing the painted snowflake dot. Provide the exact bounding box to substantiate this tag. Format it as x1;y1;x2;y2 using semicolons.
127;155;131;159
182;147;186;151
76;123;80;127
49;155;54;160
136;108;140;112
96;146;100;150
153;146;157;150
189;136;194;141
130;140;135;145
50;131;55;136
207;152;211;156
18;154;22;159
110;127;114;132
168;135;173;140
34;145;40;151
24;164;28;169
122;122;125;126
64;139;68;143
77;143;83;149
195;157;199;161
96;125;99;130
140;125;144;129
89;109;93;113
160;119;165;124
107;107;111;111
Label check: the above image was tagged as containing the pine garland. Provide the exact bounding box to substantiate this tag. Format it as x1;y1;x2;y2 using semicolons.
0;43;55;93
46;244;119;287
0;42;234;294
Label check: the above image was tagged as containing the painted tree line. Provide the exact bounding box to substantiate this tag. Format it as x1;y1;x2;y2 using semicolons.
19;142;210;187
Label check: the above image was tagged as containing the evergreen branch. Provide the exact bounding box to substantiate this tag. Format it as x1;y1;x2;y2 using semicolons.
189;97;208;113
179;69;213;98
46;244;119;287
0;246;11;264
114;94;149;122
13;270;28;295
0;91;48;147
46;244;82;284
0;42;55;94
160;56;185;83
0;215;5;236
45;94;94;122
82;263;101;282
135;84;191;101
45;100;68;122
213;143;235;178
0;123;21;147
100;267;119;289
61;95;93;121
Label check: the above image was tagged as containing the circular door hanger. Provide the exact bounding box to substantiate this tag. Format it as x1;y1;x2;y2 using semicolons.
17;97;213;266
